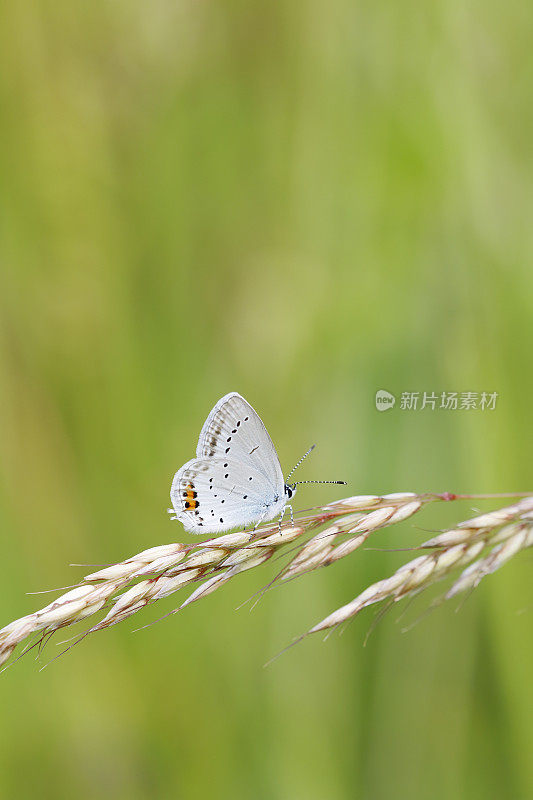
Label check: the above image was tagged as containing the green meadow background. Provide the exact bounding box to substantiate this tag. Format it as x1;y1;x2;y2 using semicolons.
1;2;532;799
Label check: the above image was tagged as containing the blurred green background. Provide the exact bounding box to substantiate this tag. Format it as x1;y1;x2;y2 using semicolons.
1;2;532;798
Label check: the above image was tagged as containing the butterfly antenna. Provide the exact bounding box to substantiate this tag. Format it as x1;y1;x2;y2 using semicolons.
292;480;347;486
286;444;316;482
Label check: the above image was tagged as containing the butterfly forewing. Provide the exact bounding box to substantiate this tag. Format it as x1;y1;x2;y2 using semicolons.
196;392;284;493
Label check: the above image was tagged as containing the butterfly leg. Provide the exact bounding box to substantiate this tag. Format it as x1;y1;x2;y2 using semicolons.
277;504;293;534
251;510;268;534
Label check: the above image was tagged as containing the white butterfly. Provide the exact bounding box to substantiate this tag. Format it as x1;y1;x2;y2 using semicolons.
169;392;344;534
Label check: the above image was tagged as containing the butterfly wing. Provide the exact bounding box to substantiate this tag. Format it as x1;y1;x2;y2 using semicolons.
170;456;284;534
196;392;284;494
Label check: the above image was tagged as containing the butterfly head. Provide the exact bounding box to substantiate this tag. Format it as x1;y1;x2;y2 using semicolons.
284;483;297;500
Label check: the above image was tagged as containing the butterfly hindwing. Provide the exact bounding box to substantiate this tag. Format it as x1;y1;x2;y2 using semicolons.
171;456;284;534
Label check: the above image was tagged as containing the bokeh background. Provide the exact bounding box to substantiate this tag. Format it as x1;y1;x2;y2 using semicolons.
1;2;532;798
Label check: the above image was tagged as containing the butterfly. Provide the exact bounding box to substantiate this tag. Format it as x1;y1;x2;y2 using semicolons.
169;392;345;534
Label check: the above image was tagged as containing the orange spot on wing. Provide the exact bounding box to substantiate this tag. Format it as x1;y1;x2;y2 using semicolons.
184;484;198;509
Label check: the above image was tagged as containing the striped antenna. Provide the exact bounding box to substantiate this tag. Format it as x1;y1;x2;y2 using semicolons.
292;480;347;486
286;444;316;482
